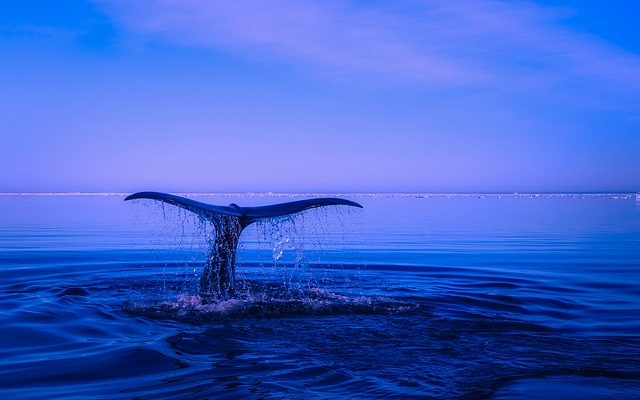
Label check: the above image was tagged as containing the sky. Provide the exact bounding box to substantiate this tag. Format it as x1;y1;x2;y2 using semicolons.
1;0;639;193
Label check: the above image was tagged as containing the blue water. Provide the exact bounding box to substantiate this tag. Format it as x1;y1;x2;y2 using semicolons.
1;194;639;399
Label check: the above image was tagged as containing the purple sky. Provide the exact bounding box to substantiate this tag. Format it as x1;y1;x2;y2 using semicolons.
1;0;639;192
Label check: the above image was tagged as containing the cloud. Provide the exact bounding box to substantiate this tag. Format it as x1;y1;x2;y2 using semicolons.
95;0;640;90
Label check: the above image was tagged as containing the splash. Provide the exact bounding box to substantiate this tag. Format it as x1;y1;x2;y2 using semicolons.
121;197;391;320
123;285;420;323
125;192;362;300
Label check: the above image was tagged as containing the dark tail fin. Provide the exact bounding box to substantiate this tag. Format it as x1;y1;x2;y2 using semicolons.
125;192;362;300
125;191;362;223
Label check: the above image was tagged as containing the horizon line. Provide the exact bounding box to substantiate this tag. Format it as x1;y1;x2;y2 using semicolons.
0;192;638;197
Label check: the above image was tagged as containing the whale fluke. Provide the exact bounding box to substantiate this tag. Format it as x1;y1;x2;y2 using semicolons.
124;191;244;218
125;192;362;299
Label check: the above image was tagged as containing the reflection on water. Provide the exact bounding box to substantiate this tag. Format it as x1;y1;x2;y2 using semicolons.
0;194;639;399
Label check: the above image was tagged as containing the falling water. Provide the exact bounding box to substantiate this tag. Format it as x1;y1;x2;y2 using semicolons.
119;198;403;321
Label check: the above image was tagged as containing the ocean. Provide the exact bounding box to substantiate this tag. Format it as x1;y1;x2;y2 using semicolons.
1;193;639;399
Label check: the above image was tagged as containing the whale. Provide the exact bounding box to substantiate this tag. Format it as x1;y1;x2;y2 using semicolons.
125;191;362;299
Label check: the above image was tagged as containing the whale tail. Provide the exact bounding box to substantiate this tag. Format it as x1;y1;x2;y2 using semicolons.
125;192;362;299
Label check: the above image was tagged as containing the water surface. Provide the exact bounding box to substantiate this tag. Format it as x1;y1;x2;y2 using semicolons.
1;194;639;399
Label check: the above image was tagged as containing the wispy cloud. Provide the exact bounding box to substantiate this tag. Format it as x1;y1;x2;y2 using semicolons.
96;0;640;90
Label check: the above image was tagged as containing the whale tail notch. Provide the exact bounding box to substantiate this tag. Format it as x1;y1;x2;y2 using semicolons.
125;192;362;299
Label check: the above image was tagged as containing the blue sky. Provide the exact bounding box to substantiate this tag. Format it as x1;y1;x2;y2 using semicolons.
1;0;639;192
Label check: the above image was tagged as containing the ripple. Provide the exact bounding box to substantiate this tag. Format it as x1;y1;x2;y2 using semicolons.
493;375;640;400
58;287;89;297
124;286;423;323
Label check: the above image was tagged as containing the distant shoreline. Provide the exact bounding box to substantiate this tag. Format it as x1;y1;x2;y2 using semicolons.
0;192;637;199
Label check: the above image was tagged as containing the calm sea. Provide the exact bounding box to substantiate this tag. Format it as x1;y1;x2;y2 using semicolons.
1;194;639;399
